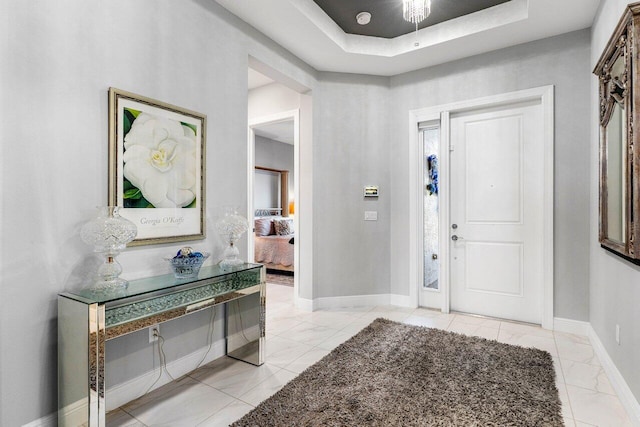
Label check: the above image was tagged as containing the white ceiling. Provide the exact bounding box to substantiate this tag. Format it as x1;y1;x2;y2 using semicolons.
217;0;600;76
248;68;275;90
254;120;295;145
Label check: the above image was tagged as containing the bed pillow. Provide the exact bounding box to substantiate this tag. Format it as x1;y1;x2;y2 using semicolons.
254;218;272;236
274;218;294;235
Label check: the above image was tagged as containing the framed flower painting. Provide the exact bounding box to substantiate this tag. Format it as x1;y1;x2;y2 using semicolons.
108;88;206;246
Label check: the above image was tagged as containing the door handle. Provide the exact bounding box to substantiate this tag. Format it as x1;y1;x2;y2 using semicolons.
451;235;463;241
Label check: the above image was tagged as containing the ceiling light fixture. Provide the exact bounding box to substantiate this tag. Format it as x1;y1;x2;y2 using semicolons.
402;0;431;46
403;0;431;24
356;11;371;26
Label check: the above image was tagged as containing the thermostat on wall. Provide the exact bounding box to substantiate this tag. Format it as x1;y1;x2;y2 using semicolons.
364;186;379;197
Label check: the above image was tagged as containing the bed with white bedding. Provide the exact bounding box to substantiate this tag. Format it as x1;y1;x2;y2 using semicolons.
254;234;294;271
253;216;294;272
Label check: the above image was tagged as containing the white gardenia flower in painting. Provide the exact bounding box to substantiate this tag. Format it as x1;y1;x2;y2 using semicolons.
123;113;197;208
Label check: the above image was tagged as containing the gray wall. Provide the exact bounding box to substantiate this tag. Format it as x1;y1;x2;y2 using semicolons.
0;0;317;425
590;0;640;403
255;135;295;209
313;73;391;299
389;29;592;321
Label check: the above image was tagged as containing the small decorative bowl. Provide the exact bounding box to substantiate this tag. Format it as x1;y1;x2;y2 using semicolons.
166;252;209;279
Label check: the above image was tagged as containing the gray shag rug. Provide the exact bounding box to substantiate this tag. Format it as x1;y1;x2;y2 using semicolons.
232;318;563;427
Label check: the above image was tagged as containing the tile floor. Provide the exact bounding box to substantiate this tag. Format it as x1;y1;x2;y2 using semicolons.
109;283;634;427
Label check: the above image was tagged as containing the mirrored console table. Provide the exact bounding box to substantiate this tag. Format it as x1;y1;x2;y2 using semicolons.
58;263;265;427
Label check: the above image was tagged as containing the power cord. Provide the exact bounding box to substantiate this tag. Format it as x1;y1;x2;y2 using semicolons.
143;300;253;395
194;306;217;369
144;329;175;395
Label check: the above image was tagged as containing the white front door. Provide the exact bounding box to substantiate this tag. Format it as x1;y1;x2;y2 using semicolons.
449;100;544;324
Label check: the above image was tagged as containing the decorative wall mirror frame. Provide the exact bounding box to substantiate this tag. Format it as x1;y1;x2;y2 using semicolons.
594;2;640;262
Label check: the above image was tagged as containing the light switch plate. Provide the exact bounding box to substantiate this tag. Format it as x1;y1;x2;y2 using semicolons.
364;211;378;221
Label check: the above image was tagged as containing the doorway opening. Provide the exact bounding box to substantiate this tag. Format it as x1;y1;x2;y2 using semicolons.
252;121;295;281
249;109;299;296
247;61;311;307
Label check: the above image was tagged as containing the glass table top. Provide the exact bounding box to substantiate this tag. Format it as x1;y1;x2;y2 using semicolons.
61;263;263;305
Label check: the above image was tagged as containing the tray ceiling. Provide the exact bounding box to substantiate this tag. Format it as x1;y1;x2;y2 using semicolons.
216;0;600;76
312;0;511;39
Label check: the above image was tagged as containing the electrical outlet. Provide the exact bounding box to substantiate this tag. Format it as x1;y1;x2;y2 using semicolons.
149;325;160;343
616;324;620;345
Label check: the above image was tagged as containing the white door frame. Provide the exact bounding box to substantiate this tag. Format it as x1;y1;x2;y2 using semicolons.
408;86;554;329
248;110;300;301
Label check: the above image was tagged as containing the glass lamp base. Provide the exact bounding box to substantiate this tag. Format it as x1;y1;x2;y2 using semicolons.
89;257;128;290
90;277;129;291
220;242;243;269
220;258;244;269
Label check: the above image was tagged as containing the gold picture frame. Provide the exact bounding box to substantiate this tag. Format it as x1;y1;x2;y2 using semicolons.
108;87;206;246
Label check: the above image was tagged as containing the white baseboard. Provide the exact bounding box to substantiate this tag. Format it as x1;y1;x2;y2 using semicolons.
106;339;226;411
313;294;391;310
587;325;640;426
390;293;416;308
553;317;589;336
22;412;56;427
295;296;313;311
296;294;416;311
57;399;88;427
